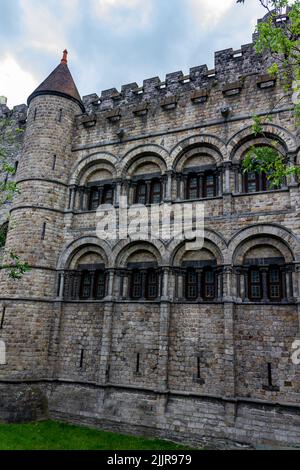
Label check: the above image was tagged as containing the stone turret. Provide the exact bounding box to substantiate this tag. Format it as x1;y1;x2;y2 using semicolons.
0;51;83;380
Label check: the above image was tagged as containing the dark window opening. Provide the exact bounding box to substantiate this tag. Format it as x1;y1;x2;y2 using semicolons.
130;270;143;300
79;349;84;369
267;363;273;387
0;223;8;248
187;174;198;200
80;271;92;299
136;353;140;374
186;171;217;200
129;268;159;301
94;270;106;299
244;171;278;193
268;266;282;301
89;187;101;210
185;268;198;301
135;181;147;205
146;269;159;300
52;155;57;171
249;268;262;301
0;307;6;329
202;269;215;300
41;222;46;241
102;185;114;205
150;179;162;204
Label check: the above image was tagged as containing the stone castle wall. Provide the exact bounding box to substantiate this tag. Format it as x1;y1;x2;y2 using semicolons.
0;15;300;449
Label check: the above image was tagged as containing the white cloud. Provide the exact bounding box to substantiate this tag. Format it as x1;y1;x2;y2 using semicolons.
19;0;80;57
92;0;153;31
0;55;37;107
187;0;236;29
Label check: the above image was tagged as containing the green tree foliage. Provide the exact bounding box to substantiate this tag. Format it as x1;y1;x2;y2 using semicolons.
0;118;29;279
237;0;300;186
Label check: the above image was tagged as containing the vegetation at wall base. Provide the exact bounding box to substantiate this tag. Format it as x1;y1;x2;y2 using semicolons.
0;420;195;451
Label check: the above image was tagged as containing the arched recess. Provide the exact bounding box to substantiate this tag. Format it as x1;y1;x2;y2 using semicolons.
69;152;119;186
57;236;112;270
227;224;300;265
113;239;164;269
168;229;227;267
170;134;226;170
228;124;297;162
120;145;170;177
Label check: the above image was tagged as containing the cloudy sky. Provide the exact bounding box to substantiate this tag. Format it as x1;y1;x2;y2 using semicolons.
0;0;266;108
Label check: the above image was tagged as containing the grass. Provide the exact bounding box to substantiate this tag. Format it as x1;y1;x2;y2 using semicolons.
0;420;192;450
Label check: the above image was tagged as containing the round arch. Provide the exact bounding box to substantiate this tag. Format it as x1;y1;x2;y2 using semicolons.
170;134;227;170
69;152;119;185
57;236;113;269
227;123;297;161
120;144;170;177
168;229;227;266
112;239;165;268
227;224;300;265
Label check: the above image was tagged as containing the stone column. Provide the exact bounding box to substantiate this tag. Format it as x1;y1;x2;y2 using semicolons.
58;271;65;300
243;269;249;302
261;268;269;302
115;179;122;207
161;267;170;301
235;268;242;302
224;162;231;194
233;166;240;193
176;174;182;201
196;269;203;301
105;269;115;300
182;175;188;200
177;269;184;300
287;152;298;187
165;171;173;202
223;266;233;301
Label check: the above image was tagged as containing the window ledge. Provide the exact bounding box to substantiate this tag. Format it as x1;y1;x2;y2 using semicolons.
233;188;289;197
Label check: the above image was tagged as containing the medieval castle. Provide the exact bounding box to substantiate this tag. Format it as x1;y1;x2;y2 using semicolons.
0;11;299;448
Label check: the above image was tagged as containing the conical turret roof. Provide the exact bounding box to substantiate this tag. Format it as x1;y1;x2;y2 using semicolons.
28;50;85;112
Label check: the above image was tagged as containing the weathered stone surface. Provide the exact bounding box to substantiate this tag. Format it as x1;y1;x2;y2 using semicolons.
0;13;300;449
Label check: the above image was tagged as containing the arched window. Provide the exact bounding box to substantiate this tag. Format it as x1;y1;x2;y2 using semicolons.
244;171;275;193
135;181;147;205
80;271;92;299
94;270;106;299
186;171;217;200
202;268;215;300
248;268;263;301
89;187;101;210
203;172;216;198
131;270;143;299
146;269;159;300
150;179;162;204
268;266;282;301
187;174;199;200
102;185;114;205
185;268;198;300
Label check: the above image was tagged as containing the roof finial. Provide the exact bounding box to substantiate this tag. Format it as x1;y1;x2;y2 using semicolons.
61;49;68;64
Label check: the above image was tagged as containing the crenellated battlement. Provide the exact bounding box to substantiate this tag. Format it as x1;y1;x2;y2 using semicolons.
82;10;291;116
0;98;27;124
82;41;274;115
